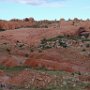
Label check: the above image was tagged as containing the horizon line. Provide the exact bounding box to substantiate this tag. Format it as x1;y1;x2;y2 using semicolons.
0;17;90;21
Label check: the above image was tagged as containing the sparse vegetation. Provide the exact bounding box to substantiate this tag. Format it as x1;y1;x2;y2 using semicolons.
0;18;90;90
30;47;34;52
0;65;89;90
40;38;47;49
59;40;67;48
0;65;29;72
39;35;69;49
0;29;5;32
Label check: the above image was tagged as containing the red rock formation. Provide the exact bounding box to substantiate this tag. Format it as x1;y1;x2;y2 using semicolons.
0;57;19;67
25;59;74;72
0;18;35;30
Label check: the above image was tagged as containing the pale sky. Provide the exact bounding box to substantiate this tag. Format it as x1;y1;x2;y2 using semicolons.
0;0;90;20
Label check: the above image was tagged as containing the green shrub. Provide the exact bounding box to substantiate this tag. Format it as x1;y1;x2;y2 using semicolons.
59;41;67;48
0;29;5;31
41;38;47;44
6;48;11;54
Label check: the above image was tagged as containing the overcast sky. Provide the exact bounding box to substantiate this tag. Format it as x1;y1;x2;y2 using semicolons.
0;0;90;20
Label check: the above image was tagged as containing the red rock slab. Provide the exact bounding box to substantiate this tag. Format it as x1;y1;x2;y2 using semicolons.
25;59;74;72
0;58;19;67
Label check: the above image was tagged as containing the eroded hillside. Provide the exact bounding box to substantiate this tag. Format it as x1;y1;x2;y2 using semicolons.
0;18;90;90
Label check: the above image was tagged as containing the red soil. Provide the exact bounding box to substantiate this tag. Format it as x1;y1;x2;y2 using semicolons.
9;69;55;88
25;48;90;73
0;56;19;67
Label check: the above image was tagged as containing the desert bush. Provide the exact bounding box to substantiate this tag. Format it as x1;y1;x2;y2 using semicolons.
44;25;48;28
82;49;86;52
30;48;34;52
86;44;90;48
25;53;29;57
59;41;67;48
40;38;47;49
0;29;5;31
6;48;11;54
41;38;47;44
